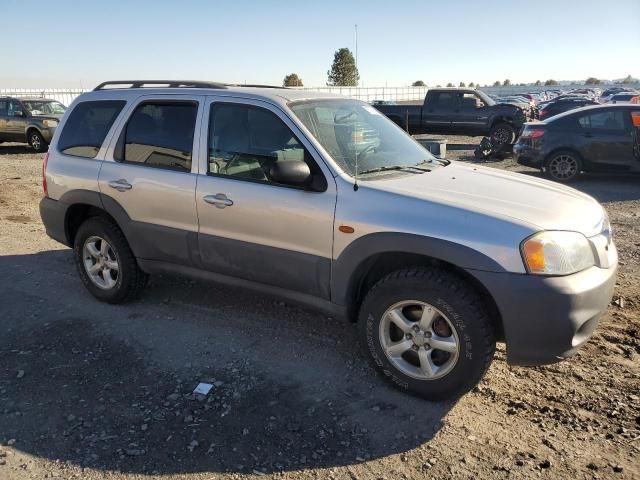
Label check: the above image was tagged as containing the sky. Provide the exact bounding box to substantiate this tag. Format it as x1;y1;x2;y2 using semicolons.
1;0;639;89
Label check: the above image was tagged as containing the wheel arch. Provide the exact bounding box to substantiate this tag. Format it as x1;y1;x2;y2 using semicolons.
333;233;506;339
544;147;585;169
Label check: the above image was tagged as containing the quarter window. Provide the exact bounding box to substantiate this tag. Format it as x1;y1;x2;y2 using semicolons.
577;110;625;131
122;102;197;172
208;103;314;186
58;100;125;158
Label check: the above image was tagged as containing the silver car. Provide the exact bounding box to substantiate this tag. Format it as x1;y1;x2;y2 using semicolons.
39;80;617;400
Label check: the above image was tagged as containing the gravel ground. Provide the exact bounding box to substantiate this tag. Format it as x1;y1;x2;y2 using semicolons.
0;138;639;480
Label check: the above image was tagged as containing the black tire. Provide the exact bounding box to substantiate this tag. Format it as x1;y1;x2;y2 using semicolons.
28;130;47;152
358;267;495;400
489;122;515;146
73;216;148;303
545;150;582;183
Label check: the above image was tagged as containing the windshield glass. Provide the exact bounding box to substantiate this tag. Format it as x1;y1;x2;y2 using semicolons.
22;100;66;115
475;90;495;106
289;99;445;177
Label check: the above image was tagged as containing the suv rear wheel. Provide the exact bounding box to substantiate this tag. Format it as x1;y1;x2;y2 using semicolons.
28;130;47;152
358;267;495;400
73;216;148;303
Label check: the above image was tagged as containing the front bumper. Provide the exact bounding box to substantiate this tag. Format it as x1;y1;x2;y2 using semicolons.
470;258;618;366
40;127;56;143
514;143;545;168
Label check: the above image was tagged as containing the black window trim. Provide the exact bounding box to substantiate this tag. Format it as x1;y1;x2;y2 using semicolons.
205;101;327;192
57;99;127;159
114;99;199;174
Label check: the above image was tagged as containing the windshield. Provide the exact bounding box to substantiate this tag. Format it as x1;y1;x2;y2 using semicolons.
475;90;496;106
289;99;446;177
22;100;66;115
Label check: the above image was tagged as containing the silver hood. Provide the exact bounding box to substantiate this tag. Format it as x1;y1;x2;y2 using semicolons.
373;162;605;237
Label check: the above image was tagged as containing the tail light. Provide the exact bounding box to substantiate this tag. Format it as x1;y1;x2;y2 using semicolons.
520;126;545;146
42;152;49;197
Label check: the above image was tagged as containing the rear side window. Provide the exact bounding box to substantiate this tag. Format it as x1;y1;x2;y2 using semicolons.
58;101;125;158
432;93;456;110
578;110;625;131
0;100;7;116
122;102;197;172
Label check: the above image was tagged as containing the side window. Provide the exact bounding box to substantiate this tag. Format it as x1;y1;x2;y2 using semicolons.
460;93;480;110
8;100;23;117
0;100;7;116
630;111;640;128
208;103;316;187
578;110;625;131
58;100;125;158
122;102;197;172
432;93;456;110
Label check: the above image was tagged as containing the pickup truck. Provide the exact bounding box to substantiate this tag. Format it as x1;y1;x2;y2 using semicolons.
374;88;530;145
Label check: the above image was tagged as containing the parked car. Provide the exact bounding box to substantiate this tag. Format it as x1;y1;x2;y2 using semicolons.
538;98;599;120
373;88;531;145
607;92;640;104
515;104;640;182
0;96;66;151
40;80;617;400
599;87;630;103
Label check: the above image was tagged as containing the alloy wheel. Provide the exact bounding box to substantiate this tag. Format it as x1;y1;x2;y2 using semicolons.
379;300;460;380
82;236;119;289
549;154;578;180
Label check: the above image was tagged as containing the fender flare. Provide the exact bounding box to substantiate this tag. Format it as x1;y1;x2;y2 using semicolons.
331;232;506;305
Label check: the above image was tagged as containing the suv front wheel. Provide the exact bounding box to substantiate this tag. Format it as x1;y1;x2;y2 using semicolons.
73;216;148;303
358;267;496;400
28;130;47;152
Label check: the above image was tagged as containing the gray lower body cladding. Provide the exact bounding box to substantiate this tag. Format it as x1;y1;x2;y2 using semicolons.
469;265;617;366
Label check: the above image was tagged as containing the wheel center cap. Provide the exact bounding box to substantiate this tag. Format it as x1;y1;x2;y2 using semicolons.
413;332;427;347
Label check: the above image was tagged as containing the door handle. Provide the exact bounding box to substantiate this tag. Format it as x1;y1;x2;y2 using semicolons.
203;193;233;208
108;179;132;192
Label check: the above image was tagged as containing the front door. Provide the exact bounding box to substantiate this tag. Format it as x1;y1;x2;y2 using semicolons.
195;96;336;299
6;100;27;141
99;95;203;265
576;108;634;170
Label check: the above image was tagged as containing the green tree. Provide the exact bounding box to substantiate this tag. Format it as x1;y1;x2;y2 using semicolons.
534;80;542;86
503;79;511;86
544;79;559;86
468;82;475;87
446;82;454;87
412;80;426;87
459;82;466;87
493;80;501;87
327;48;359;86
436;84;442;87
283;73;303;87
585;77;602;85
621;75;637;84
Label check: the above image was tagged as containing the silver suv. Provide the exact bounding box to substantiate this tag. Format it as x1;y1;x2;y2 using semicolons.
39;81;618;400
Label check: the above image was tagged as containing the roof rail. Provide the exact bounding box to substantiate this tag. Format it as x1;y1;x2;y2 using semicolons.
230;84;288;89
93;80;228;91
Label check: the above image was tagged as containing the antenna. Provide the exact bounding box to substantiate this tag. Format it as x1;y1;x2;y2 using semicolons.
353;122;359;191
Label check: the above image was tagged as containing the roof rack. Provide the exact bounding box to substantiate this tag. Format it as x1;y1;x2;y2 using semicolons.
93;80;228;91
230;84;288;89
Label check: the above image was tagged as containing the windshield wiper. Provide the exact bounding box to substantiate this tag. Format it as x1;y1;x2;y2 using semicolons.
359;165;426;175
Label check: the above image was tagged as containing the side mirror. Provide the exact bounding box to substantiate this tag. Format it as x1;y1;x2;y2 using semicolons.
270;160;312;186
13;111;24;117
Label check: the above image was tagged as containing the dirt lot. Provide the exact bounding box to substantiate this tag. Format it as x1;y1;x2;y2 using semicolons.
0;138;639;480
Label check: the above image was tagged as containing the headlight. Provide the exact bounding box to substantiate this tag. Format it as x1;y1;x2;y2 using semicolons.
43;119;58;127
521;231;595;275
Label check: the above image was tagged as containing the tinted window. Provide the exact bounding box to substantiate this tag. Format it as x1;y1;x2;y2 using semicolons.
433;93;456;110
208;103;312;186
58;100;125;158
578;110;625;130
460;93;480;110
123;102;197;172
8;100;23;116
0;100;7;116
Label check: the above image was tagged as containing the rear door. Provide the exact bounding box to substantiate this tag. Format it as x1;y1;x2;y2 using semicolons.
99;94;203;265
576;108;634;170
422;92;455;131
194;96;336;299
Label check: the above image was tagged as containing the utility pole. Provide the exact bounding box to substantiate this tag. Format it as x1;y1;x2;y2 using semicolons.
355;24;358;85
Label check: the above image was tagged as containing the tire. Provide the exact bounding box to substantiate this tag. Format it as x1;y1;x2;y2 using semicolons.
73;216;148;303
358;267;495;400
545;150;581;183
28;130;47;152
489;122;515;146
